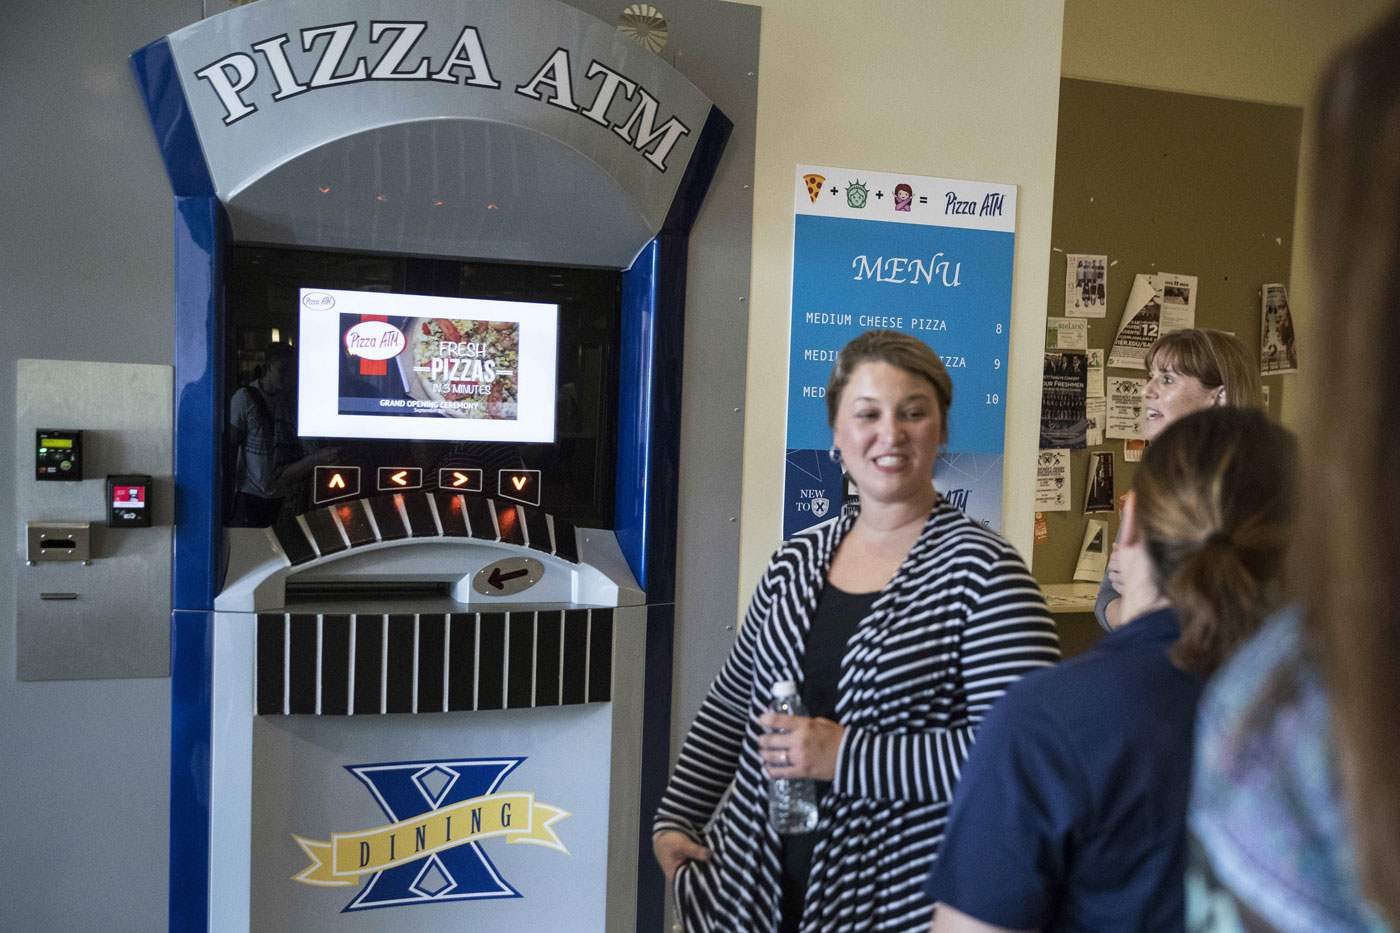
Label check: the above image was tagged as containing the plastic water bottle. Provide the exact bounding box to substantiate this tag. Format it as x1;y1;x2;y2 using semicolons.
767;680;819;834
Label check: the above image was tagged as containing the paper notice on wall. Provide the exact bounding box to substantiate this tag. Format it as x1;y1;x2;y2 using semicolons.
1086;396;1106;446
1035;449;1072;511
1261;383;1271;411
1040;352;1088;449
1107;376;1146;439
1065;254;1108;318
1034;511;1049;545
1086;348;1105;398
1124;438;1146;462
1107;274;1162;369
1159;273;1197;333
1073;519;1109;583
1261;283;1298;374
1084;451;1115;513
1046;317;1089;350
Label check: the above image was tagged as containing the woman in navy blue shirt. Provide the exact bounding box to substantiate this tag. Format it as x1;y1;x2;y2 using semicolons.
924;407;1298;932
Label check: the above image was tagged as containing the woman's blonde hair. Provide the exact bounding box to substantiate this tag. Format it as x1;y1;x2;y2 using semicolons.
1145;328;1265;410
1132;407;1297;673
1305;8;1400;920
825;330;952;440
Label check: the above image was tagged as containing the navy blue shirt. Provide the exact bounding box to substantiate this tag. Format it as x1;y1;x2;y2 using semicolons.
924;608;1203;932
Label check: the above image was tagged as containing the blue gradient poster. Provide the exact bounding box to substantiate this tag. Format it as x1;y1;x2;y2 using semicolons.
784;164;1016;538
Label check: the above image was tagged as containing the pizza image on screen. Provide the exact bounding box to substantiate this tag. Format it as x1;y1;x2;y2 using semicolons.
396;317;521;420
803;173;825;204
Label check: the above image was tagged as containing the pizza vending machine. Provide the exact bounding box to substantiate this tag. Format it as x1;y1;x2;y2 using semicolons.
130;0;730;929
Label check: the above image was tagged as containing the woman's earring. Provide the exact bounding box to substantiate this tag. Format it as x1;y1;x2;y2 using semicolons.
828;446;842;464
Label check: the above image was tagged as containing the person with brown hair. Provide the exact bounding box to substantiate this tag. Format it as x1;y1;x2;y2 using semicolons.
1095;327;1265;630
1186;9;1400;930
924;407;1297;932
653;330;1060;933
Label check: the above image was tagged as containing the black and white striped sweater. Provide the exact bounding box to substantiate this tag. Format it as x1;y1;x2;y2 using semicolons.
654;501;1060;932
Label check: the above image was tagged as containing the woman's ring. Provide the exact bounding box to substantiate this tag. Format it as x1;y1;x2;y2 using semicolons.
780;749;789;766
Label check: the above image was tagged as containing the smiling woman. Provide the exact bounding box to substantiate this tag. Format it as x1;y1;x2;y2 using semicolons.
1096;328;1264;629
652;330;1060;933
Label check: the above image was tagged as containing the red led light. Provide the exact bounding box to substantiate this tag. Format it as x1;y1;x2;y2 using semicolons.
318;186;330;194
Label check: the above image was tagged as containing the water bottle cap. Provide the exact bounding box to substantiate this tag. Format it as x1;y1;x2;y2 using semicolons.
772;680;798;696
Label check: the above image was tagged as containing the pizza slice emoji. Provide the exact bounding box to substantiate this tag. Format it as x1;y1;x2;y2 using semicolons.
803;173;825;204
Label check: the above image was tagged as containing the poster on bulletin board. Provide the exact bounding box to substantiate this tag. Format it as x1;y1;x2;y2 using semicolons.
783;164;1017;538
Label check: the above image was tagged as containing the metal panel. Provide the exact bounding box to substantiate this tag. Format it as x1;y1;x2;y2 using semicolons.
153;0;716;267
14;360;174;681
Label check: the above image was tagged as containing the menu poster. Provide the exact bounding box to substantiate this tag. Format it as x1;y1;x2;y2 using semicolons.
1040;352;1088;449
1108;274;1162;370
785;164;1017;537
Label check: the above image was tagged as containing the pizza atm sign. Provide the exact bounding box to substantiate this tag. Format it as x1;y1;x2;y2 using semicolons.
192;19;692;172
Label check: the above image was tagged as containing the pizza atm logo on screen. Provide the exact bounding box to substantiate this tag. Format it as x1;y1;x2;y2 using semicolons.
302;292;336;310
292;757;568;912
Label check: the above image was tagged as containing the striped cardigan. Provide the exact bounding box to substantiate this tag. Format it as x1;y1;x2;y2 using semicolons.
654;501;1060;932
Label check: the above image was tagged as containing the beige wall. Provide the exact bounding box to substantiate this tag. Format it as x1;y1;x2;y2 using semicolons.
737;0;1068;611
1061;0;1396;431
735;0;1396;618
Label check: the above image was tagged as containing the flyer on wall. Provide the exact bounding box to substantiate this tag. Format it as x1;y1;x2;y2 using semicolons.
783;164;1017;538
1085;396;1106;446
1260;283;1298;374
1086;348;1105;398
1107;274;1162;369
1065;253;1108;318
1073;519;1109;582
1035;449;1071;512
1040;352;1088;449
1106;376;1146;440
1158;272;1198;334
1084;451;1115;513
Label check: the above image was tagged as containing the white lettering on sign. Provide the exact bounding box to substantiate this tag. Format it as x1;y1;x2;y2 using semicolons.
192;20;691;172
851;253;961;287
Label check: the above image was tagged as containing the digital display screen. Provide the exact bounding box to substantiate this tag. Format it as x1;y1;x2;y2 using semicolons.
112;486;146;507
297;288;559;443
41;438;73;448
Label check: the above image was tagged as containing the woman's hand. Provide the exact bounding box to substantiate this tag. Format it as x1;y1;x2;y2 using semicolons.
653;830;710;886
756;713;845;780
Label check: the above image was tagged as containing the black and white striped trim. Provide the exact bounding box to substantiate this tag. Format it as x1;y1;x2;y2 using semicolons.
254;609;612;715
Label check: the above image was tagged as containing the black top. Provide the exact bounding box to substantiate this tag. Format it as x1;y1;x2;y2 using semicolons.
780;582;879;932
